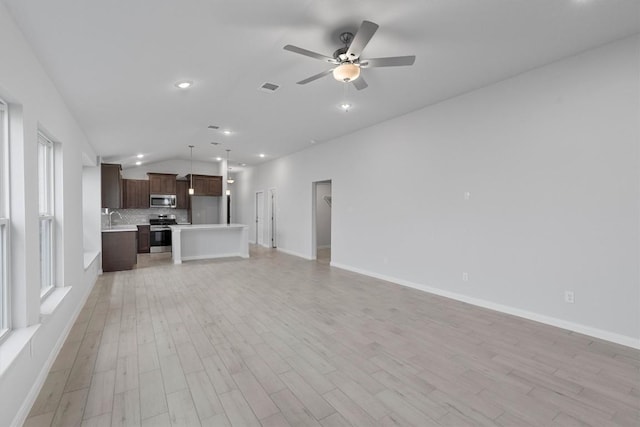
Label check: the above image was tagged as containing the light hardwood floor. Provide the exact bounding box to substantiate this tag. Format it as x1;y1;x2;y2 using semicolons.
25;246;639;426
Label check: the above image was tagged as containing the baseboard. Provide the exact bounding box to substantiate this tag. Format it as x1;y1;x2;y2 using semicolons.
277;247;314;260
12;266;100;427
330;261;640;350
182;253;244;261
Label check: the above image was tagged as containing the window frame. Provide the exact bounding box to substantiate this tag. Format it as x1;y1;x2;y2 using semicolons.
38;132;55;299
0;100;10;339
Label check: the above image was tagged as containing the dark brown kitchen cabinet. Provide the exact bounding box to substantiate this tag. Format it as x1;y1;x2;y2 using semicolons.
102;231;137;272
137;225;150;253
123;179;150;209
176;180;189;209
185;174;222;196
147;173;177;194
101;163;122;208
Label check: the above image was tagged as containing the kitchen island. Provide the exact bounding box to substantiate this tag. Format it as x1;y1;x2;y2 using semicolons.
170;224;249;264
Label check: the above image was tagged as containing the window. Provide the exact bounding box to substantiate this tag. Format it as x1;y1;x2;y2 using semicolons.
38;132;55;298
0;100;9;338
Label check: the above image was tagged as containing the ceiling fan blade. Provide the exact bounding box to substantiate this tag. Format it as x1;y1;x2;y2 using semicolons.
297;69;334;85
345;20;379;59
360;56;416;68
352;76;368;91
284;45;337;63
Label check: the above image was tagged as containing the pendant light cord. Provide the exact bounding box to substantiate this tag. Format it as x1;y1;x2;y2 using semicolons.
226;149;231;183
189;145;194;190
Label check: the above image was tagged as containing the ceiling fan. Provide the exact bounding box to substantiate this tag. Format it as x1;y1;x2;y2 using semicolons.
284;20;415;90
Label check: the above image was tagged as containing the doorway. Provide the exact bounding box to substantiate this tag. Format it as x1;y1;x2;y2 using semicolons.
255;191;265;246
268;188;277;248
313;180;332;263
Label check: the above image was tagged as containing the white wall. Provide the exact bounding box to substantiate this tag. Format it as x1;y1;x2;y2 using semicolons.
315;182;332;249
0;4;100;425
238;36;640;347
82;165;101;255
122;158;222;179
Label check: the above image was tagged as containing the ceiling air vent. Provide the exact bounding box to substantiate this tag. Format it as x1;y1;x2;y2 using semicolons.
207;125;220;130
259;82;280;93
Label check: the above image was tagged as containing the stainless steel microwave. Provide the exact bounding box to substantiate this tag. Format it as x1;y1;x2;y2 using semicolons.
149;194;177;208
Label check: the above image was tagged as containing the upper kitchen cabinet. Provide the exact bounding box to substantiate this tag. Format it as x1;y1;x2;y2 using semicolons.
186;174;222;196
176;180;189;209
101;163;122;208
147;173;177;195
123;179;150;209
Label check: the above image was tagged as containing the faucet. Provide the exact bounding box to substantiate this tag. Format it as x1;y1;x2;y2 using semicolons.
109;211;122;228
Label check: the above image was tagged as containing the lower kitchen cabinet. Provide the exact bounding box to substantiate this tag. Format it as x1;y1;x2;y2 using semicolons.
102;231;137;272
137;225;150;253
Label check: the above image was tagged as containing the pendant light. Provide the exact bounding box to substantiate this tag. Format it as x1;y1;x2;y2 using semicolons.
226;149;234;184
188;145;195;195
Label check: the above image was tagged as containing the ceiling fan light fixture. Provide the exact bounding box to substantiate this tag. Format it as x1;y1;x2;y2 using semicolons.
333;63;360;82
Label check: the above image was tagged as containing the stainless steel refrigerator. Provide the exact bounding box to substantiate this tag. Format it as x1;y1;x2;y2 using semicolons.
190;196;220;224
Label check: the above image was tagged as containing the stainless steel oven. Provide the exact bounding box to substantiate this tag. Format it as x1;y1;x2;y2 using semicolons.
149;227;172;253
149;214;177;253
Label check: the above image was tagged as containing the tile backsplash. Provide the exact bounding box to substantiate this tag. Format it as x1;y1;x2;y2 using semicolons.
101;208;189;227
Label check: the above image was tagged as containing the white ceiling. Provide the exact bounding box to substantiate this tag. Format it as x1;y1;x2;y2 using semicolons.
3;0;639;169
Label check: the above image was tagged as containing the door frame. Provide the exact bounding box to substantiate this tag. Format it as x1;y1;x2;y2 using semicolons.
268;188;277;248
311;180;332;260
255;190;265;246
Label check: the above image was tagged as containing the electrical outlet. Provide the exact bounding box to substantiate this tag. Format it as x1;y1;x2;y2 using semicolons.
564;291;575;304
464;191;471;200
462;272;469;282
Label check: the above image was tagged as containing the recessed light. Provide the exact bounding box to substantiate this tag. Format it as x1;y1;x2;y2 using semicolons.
135;161;142;166
259;153;265;158
340;103;351;111
240;163;247;166
175;80;193;89
216;157;222;161
136;154;144;159
223;130;232;135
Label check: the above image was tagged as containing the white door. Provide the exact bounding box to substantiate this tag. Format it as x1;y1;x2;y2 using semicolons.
256;191;264;246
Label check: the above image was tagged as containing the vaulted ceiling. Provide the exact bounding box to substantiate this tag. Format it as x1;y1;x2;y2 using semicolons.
3;0;639;169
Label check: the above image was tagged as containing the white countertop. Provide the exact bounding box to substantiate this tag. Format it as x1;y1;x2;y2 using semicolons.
101;225;138;233
170;223;247;231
